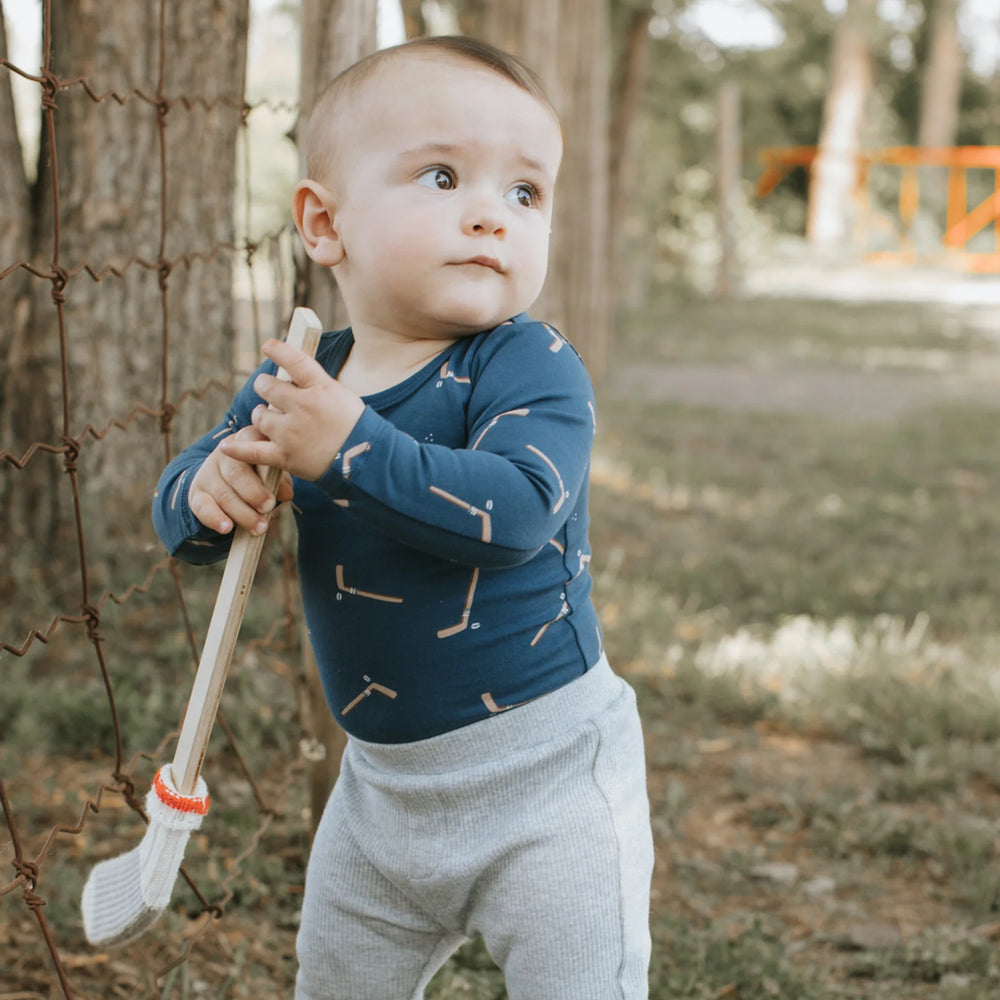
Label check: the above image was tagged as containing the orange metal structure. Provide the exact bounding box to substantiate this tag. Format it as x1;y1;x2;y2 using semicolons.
756;145;1000;272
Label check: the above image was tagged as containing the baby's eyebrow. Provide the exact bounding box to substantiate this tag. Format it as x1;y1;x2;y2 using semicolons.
517;154;551;176
396;142;460;161
396;143;554;178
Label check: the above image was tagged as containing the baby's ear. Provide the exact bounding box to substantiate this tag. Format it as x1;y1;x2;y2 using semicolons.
292;180;344;267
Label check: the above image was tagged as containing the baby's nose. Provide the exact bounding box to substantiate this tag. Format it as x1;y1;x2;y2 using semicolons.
463;197;506;238
472;219;506;237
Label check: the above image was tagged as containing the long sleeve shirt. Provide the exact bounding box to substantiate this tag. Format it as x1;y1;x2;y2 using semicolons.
153;314;603;743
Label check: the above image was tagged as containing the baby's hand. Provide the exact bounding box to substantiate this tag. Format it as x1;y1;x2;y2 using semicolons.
188;425;294;536
220;339;365;482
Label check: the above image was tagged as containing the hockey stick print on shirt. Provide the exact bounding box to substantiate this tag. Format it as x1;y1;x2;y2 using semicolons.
434;408;528;638
531;599;570;647
542;322;565;352
470;408;529;450
428;486;493;542
428;484;487;638
530;551;587;647
438;359;471;385
437;567;480;639
335;565;403;603
525;444;566;514
340;441;371;478
328;446;370;509
481;690;532;714
342;676;398;716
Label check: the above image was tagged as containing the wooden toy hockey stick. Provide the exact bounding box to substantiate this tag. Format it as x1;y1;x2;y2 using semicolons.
82;307;323;947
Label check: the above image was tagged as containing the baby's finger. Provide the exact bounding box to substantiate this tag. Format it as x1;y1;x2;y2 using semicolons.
221;452;276;512
200;475;270;536
220;425;283;471
262;338;325;388
187;487;234;535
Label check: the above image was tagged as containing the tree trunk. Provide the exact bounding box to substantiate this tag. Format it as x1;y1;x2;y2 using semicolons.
3;0;249;598
470;0;612;380
295;0;379;833
295;0;379;330
918;0;963;150
917;0;963;219
715;81;741;299
0;0;37;580
398;0;426;37
0;2;30;315
807;0;876;250
609;5;653;312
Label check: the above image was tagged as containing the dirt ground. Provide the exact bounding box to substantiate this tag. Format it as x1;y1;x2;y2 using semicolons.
642;706;1000;996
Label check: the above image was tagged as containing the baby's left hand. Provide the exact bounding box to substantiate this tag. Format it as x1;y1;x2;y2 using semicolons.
220;338;366;482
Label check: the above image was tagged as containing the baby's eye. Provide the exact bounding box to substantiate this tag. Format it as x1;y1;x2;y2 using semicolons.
506;183;539;209
417;167;456;190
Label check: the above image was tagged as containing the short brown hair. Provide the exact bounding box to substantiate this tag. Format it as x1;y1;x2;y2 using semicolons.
305;35;560;182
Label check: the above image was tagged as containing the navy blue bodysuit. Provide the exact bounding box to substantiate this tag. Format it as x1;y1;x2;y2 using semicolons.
153;315;603;742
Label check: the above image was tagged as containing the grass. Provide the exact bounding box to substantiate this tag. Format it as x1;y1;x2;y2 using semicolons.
620;293;995;368
592;399;1000;636
6;287;1000;997
578;289;1000;1000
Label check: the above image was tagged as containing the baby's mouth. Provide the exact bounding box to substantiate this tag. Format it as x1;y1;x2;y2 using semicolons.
460;256;504;273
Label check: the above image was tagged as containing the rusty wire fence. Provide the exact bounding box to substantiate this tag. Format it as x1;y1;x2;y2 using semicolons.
1;3;313;997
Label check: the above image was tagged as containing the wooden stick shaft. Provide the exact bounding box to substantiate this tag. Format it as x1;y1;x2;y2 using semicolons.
171;307;322;794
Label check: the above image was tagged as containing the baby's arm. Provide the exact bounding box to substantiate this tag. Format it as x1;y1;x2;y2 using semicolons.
153;420;241;564
308;321;596;568
154;340;363;563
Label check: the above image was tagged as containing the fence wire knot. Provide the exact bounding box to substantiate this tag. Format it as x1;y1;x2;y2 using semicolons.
12;859;46;911
80;603;102;643
160;401;176;435
50;264;69;305
40;69;59;112
112;771;140;810
60;436;80;473
157;259;172;292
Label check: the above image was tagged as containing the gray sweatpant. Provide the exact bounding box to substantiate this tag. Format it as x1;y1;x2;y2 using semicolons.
295;657;653;1000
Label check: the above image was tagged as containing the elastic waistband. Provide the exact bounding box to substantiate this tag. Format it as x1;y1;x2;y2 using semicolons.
348;655;624;774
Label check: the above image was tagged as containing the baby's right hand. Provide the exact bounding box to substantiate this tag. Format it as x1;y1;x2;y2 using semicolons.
188;426;293;537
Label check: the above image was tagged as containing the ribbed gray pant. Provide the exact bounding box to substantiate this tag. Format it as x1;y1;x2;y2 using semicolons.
295;657;653;1000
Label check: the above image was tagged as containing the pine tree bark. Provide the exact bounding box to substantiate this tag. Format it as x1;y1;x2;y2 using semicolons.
807;0;876;250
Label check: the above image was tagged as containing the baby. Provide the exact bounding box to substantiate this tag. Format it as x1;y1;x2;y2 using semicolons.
153;35;653;1000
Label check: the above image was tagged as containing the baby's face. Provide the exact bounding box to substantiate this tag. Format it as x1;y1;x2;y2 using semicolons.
328;54;563;340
